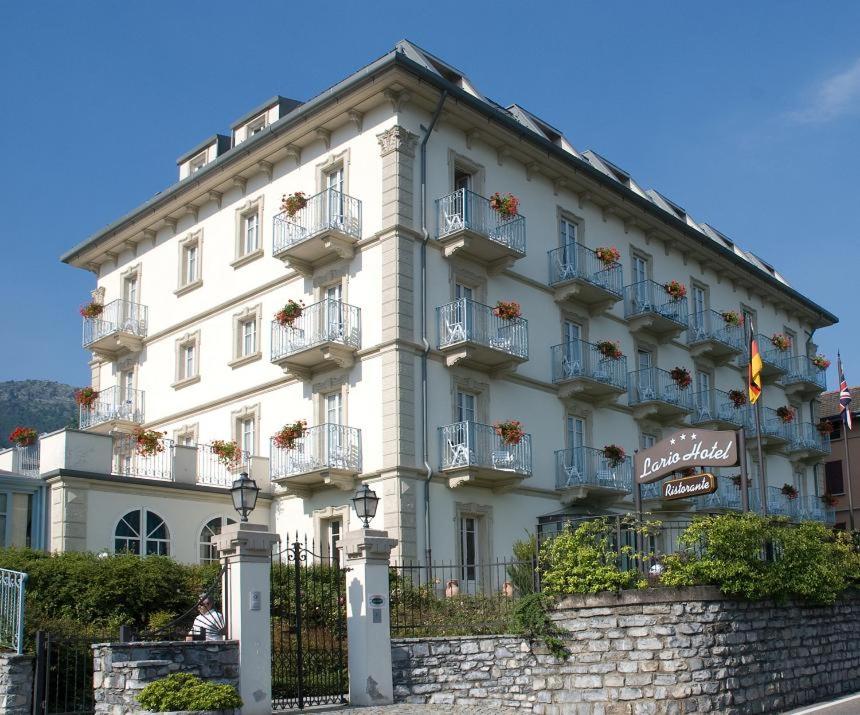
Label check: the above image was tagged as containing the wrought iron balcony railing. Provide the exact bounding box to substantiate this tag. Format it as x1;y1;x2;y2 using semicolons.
8;444;39;477
113;434;174;480
550;339;627;390
437;298;528;360
627;367;695;411
79;386;145;430
745;405;792;443
197;443;250;487
269;424;362;480
436;189;526;254
555;446;632;492
272;188;362;254
687;310;744;351
439;421;532;476
82;298;148;348
623;280;689;326
691;388;752;428
788;422;830;455
699;477;743;511
781;356;827;390
547;244;623;295
271;300;361;361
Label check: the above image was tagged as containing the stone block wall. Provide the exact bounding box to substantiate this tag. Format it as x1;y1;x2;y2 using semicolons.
392;587;860;714
92;640;239;715
0;653;33;715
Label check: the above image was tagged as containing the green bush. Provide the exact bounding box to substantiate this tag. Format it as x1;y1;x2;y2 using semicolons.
137;673;242;712
539;518;647;596
661;513;859;604
512;593;568;660
507;534;538;596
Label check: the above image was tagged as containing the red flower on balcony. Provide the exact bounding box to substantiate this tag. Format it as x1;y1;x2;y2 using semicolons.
781;483;799;500
603;444;626;468
721;311;743;327
770;333;791;352
728;389;747;408
488;192;519;219
211;440;242;469
595;246;621;266
275;300;305;328
776;406;795;424
821;492;838;507
273;420;308;450
670;367;692;390
74;387;99;409
817;420;834;436
281;192;308;218
494;420;525;446
134;427;166;457
595;340;623;360
493;301;522;321
8;427;37;448
812;354;830;371
79;302;103;319
664;280;687;301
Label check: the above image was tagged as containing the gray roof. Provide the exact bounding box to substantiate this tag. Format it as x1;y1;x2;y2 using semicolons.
228;96;303;131
819;388;860;418
176;134;231;166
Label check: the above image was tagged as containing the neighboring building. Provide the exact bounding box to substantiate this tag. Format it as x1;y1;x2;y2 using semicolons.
28;40;837;565
819;387;860;529
0;443;47;549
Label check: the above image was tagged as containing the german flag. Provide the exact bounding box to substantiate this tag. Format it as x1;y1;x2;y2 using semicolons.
748;325;762;404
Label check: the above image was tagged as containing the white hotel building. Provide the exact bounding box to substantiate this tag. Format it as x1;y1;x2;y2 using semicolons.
2;40;837;564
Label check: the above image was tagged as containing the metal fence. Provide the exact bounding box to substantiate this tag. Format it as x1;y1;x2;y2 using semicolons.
0;569;26;654
627;366;695;411
78;385;145;430
691;388;751;428
687;309;744;350
10;443;39;477
270;300;361;361
112;435;174;480
555;447;632;493
437;298;528;360
82;298;147;347
197;443;250;487
547;243;623;295
438;421;532;476
550;339;627;389
436;189;526;254
272;188;362;255
623;279;689;325
782;355;827;389
269;424;362;481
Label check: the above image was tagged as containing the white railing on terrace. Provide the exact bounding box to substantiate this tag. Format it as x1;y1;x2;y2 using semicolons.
82;298;148;347
436;298;528;359
788;422;830;455
627;367;694;411
623;280;689;325
197;443;250;487
555;446;632;492
550;339;627;389
439;421;532;476
9;444;39;477
691;388;752;428
436;189;526;254
547;243;623;295
687;310;744;350
0;569;26;654
782;356;827;390
269;424;362;479
79;385;145;429
272;188;362;254
270;300;361;361
112;435;174;480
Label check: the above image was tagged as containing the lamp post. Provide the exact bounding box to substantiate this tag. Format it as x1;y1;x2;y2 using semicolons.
351;483;379;528
230;471;260;522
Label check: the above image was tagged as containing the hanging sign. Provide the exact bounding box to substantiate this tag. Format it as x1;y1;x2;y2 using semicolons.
662;473;717;500
635;429;738;484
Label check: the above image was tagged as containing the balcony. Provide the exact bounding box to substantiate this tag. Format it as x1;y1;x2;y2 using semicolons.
113;434;174;481
623;281;688;342
555;446;632;504
272;188;362;276
780;356;827;400
0;444;39;477
270;300;360;378
436;189;526;272
547;244;622;314
437;298;528;373
550;340;627;403
738;334;789;383
794;495;835;524
79;386;144;434
690;389;751;431
697;476;743;513
269;424;361;496
787;422;830;463
82;299;147;359
196;443;251;487
627;367;694;422
744;406;790;450
439;421;531;491
686;310;743;364
641;478;693;510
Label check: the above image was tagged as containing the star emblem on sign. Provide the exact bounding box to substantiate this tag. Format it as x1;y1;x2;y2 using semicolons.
691;433;697;439
680;433;686;440
670;438;676;445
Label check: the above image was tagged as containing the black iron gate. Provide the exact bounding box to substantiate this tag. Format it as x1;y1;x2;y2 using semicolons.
271;539;348;710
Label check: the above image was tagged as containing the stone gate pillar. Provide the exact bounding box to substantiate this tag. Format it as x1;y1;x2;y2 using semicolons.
212;523;279;715
340;528;398;706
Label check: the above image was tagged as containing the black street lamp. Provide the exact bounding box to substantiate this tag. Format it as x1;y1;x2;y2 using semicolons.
351;483;379;528
230;472;260;522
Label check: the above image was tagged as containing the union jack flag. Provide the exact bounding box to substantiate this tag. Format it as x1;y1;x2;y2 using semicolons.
838;351;852;430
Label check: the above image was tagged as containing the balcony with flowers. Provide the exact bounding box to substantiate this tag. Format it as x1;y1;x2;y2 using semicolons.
623;280;688;342
550;338;627;403
687;310;744;364
77;385;144;434
270;299;361;378
690;388;751;431
269;422;362;496
627;366;694;422
780;355;828;400
272;189;362;276
744;405;792;450
696;474;744;513
436;190;526;271
1;427;40;477
436;299;528;373
438;420;532;490
739;333;791;382
81;298;148;359
555;445;632;504
547;244;623;314
113;430;174;481
787;421;831;463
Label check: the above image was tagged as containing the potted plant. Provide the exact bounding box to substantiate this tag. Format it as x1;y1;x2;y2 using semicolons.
603;444;626;468
134;427;166;457
728;389;747;408
817;420;834;436
488;192;519;219
494;420;525;446
664;280;687;301
211;440;242;469
595;340;623;360
781;483;799;500
79;302;103;319
821;492;838;507
670;366;692;390
273;420;308;450
8;427;37;448
721;310;743;327
136;672;242;714
770;333;791;352
776;406;795;424
731;474;743;489
280;191;308;218
594;246;621;265
74;387;99;409
493;300;522;321
275;300;305;328
812;354;830;370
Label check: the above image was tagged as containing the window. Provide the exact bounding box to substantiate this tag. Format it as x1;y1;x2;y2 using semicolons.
636;349;653;394
324;284;344;337
560;217;578;266
189;151;207;173
174;331;201;387
567;415;585;451
325;167;345;224
454;168;472;192
825;461;845;495
244;213;259;254
239;417;255;455
632;255;648;285
234;196;264;267
641;433;657;450
830;420;842;441
124;274;138;306
240;319;257;357
199;516;236;563
246;115;267;139
115;509;170;556
459;515;480;588
176;231;203;294
230;305;261;367
456;391;476;423
562;320;582;365
182;344;196;379
322;517;343;566
0;494;7;548
691;285;707;328
325;392;343;425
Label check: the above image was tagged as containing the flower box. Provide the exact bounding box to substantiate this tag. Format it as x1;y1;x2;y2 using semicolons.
776;406;795;424
670;367;692;390
817;420;834;436
821;493;838;507
280;191;308;218
275;300;305;328
595;340;623;360
603;444;626;468
812;354;830;370
728;389;747;408
664;280;687;301
211;440;242;469
721;311;743;327
74;387;99;409
494;420;524;446
781;483;799;500
594;246;621;266
273;420;308;450
492;301;522;321
770;333;791;352
488;192;519;219
9;427;37;448
134;428;166;457
79;302;103;319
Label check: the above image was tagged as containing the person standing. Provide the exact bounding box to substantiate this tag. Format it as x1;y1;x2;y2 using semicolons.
187;593;225;641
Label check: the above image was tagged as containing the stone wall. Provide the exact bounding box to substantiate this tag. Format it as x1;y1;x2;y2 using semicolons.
391;587;860;714
92;640;239;715
0;653;33;715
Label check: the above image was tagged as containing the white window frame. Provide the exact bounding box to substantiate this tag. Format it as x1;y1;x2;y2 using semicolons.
230;305;262;368
114;508;170;557
173;331;201;389
245;114;267;140
176;230;203;295
189;151;208;173
233;196;265;268
231;404;260;457
199;516;236;564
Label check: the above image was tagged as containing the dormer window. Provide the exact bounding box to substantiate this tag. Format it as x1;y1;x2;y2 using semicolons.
189;151;207;173
245;115;267;140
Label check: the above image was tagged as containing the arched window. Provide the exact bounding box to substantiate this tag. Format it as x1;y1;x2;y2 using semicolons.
115;509;170;556
199;516;236;563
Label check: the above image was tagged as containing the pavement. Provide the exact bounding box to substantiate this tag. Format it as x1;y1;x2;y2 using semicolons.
782;692;860;714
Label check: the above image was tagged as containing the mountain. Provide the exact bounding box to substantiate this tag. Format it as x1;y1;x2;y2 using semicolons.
0;380;78;447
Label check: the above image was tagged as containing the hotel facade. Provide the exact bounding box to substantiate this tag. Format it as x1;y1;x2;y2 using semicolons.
2;41;837;564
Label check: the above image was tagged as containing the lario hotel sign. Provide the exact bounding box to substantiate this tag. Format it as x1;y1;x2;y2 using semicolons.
634;429;739;485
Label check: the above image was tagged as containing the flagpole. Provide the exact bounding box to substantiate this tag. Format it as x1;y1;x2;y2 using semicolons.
841;434;855;531
753;401;768;516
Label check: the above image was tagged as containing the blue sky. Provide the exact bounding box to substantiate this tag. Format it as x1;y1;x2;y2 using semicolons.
2;2;859;388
